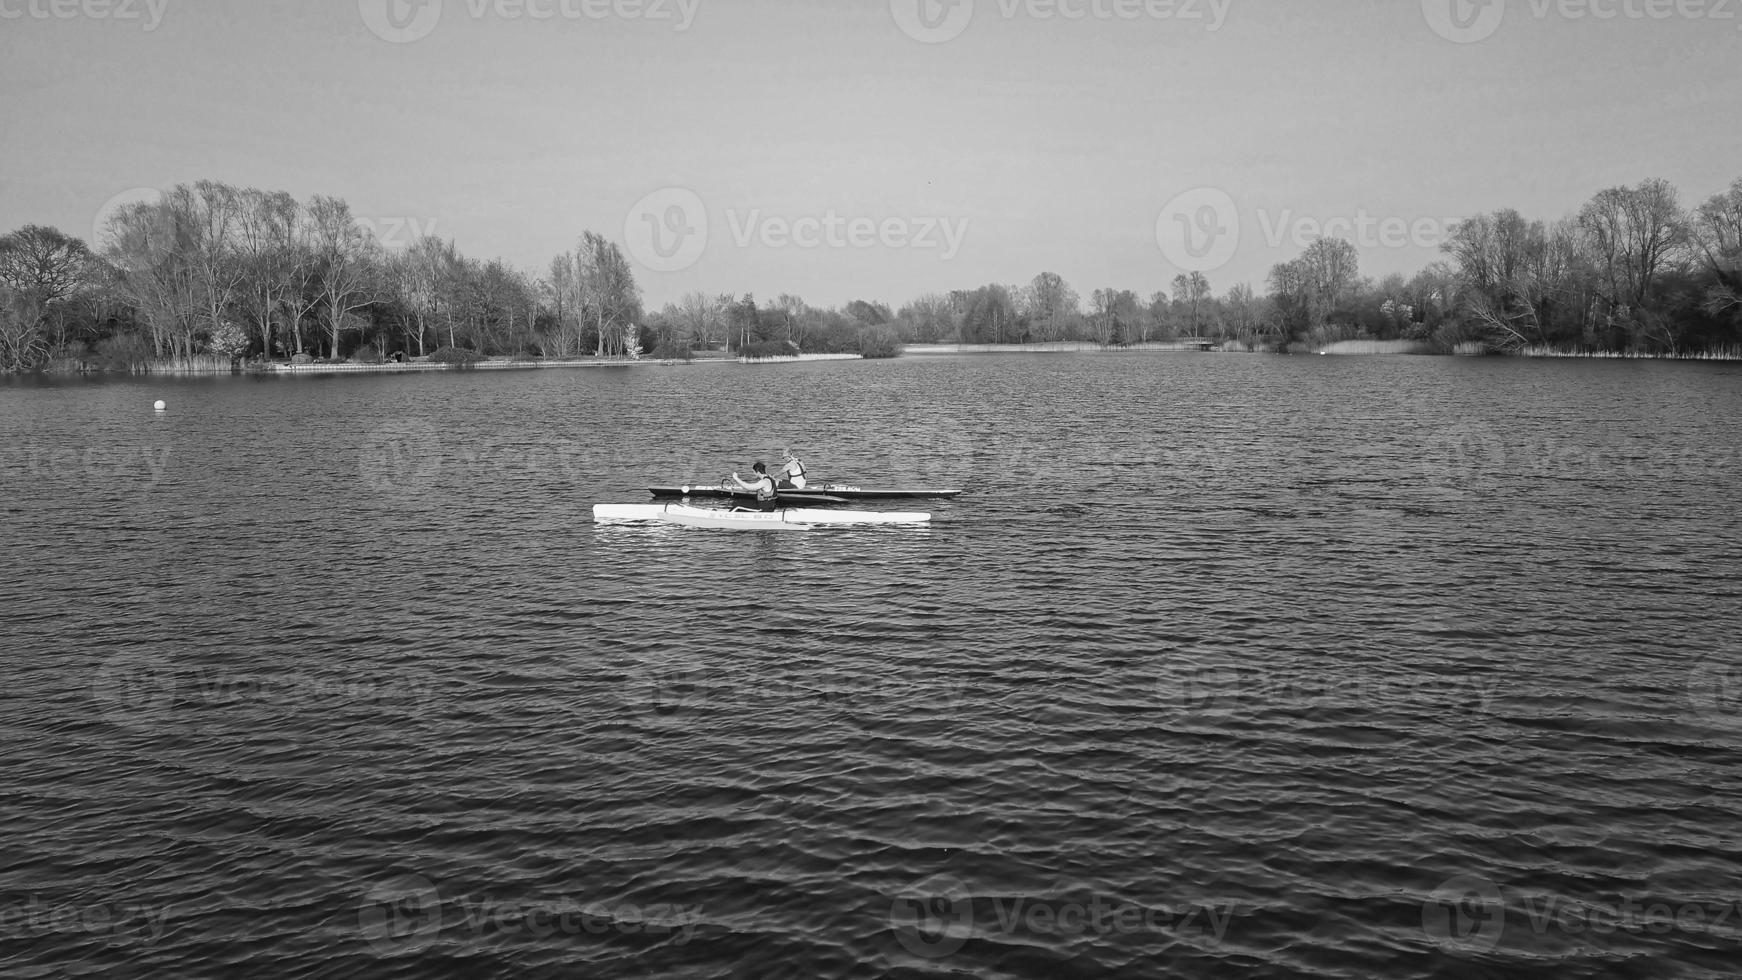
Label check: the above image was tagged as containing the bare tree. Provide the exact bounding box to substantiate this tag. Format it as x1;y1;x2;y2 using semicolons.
1691;179;1742;324
307;195;379;359
577;231;641;357
675;290;723;350
1170;272;1211;337
1024;271;1078;341
234;189;302;357
1578;178;1686;313
104;198;199;359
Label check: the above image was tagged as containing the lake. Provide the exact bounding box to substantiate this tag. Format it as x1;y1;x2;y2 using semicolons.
3;352;1740;979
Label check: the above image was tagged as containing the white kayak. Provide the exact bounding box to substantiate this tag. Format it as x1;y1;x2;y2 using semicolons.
593;503;930;527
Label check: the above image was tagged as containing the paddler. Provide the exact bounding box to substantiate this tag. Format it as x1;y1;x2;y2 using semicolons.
775;448;807;490
728;462;781;512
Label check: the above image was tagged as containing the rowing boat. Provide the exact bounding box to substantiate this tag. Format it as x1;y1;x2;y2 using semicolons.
594;504;931;526
647;483;961;501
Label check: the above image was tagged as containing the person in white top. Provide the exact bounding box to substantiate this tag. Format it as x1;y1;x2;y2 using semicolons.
775;448;807;489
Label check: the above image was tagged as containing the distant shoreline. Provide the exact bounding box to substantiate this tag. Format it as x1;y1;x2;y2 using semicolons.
11;342;1740;379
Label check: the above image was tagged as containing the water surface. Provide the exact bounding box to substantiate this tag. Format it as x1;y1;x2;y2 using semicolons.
3;353;1740;978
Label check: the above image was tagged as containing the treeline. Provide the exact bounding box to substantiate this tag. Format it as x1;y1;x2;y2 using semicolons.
878;176;1742;355
3;175;1738;373
0;180;899;373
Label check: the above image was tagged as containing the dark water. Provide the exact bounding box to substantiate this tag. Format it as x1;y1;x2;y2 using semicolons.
3;353;1740;979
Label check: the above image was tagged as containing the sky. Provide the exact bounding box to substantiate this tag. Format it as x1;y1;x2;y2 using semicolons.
2;0;1739;312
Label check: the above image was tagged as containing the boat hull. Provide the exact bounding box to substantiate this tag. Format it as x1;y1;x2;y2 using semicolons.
658;508;813;531
594;504;930;526
647;484;960;501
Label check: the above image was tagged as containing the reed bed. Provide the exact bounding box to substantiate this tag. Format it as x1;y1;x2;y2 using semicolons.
127;355;238;375
1514;344;1742;361
1324;340;1434;355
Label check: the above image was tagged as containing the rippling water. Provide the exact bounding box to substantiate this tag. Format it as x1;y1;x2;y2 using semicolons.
3;353;1741;979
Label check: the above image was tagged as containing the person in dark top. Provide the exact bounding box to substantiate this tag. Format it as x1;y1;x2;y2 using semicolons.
728;462;780;512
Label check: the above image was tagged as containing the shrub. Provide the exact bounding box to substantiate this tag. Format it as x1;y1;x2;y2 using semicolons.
208;321;251;359
428;345;487;365
654;337;693;361
350;344;385;364
857;326;902;359
740;340;789;359
92;333;154;372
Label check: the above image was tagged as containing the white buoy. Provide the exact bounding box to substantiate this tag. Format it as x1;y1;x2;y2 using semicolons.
154;400;166;412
